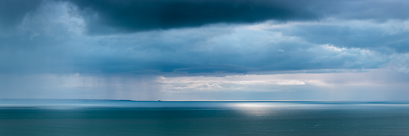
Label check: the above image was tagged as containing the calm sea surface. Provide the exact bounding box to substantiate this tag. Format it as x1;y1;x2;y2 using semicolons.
1;100;409;136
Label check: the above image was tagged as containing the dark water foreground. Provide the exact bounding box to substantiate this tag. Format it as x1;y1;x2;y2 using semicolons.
1;100;409;136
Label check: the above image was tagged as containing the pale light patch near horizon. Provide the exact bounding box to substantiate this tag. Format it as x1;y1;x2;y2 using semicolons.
158;75;307;92
158;68;409;94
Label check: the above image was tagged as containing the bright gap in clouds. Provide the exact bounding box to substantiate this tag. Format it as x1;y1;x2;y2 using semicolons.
157;68;409;101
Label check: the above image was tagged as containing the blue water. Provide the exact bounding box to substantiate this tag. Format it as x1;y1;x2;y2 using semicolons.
1;100;409;135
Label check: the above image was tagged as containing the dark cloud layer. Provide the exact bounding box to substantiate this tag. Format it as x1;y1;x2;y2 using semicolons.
66;0;409;34
1;0;409;35
3;0;409;34
0;0;42;29
320;0;409;20
67;0;318;34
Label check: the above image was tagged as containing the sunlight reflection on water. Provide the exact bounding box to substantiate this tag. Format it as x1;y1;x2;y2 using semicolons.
2;100;409;135
230;103;270;116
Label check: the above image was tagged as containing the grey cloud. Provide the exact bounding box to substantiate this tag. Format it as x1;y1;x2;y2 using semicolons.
64;0;409;34
66;0;318;34
0;23;387;75
1;1;409;100
0;3;390;75
319;0;409;20
2;0;409;35
0;0;42;30
270;20;409;53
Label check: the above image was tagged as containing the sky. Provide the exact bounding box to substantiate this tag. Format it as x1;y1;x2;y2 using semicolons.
1;0;409;101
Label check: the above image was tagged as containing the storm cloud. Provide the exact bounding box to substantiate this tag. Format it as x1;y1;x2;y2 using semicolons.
63;0;409;34
0;0;42;30
66;0;318;34
1;0;409;100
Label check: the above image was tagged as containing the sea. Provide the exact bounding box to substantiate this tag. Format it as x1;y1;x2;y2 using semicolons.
1;100;409;136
